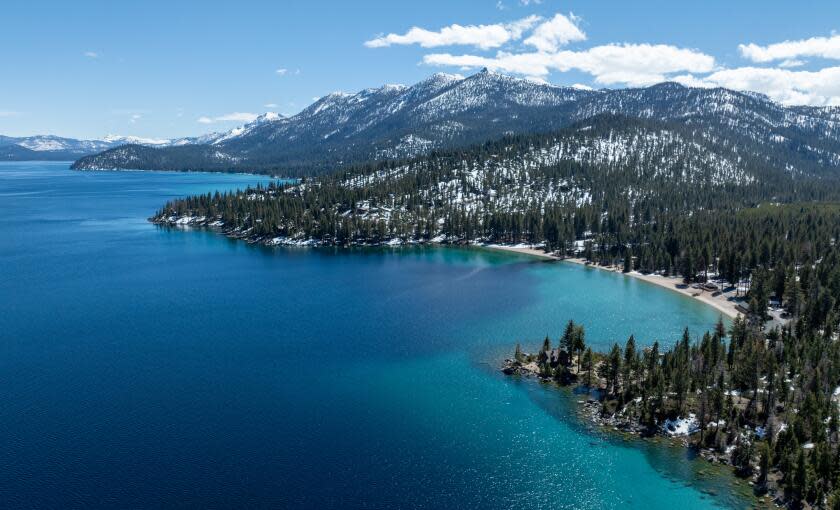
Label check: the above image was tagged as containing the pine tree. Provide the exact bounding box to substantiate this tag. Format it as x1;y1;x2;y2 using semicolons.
606;343;622;395
582;348;593;387
573;325;586;373
623;335;637;397
792;450;809;501
757;441;770;487
561;320;576;357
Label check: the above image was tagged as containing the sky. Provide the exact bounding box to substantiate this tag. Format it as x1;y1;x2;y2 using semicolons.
3;0;840;140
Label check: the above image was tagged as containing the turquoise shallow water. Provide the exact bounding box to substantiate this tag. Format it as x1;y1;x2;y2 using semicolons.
0;162;750;508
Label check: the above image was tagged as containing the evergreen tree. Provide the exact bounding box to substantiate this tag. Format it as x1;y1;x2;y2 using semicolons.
582;348;593;387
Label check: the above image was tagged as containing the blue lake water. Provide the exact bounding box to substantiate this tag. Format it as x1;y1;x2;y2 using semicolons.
0;162;754;508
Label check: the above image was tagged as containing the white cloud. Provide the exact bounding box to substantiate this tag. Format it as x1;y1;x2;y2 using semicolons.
779;59;805;68
84;51;99;59
424;43;715;87
264;103;279;108
197;112;259;124
217;112;259;122
739;34;840;63
0;110;21;117
524;75;549;84
276;68;288;75
670;74;716;89
557;44;715;86
424;51;550;76
523;13;586;52
364;15;541;50
129;114;142;124
370;14;840;106
520;0;542;4
678;66;840;106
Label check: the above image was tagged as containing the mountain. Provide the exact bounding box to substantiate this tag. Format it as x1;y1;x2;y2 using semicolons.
0;132;223;162
0;135;114;161
73;69;840;177
151;115;840;248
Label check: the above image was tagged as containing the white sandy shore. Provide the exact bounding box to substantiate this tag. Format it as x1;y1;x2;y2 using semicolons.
563;258;743;319
481;245;742;319
481;244;561;260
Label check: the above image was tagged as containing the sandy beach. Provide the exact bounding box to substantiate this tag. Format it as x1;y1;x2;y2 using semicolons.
481;244;561;260
563;258;743;319
481;245;742;319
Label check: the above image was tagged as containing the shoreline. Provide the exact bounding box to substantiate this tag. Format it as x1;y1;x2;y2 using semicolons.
480;244;561;260
155;215;741;319
74;166;285;179
476;245;743;319
562;258;742;319
500;356;774;507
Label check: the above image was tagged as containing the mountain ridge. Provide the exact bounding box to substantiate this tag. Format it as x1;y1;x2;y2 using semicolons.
0;132;231;161
57;70;840;176
149;113;840;250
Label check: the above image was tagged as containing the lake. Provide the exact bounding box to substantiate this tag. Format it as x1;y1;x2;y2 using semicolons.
0;162;753;508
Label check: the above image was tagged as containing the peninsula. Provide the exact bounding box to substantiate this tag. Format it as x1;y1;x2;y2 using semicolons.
503;310;838;508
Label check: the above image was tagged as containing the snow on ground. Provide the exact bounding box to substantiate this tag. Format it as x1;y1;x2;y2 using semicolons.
661;414;700;436
268;237;319;246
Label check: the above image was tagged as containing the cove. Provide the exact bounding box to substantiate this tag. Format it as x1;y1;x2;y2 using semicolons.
0;162;753;508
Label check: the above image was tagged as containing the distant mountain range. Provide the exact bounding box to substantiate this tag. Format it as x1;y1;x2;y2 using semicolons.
0;132;227;162
0;112;290;163
10;69;840;178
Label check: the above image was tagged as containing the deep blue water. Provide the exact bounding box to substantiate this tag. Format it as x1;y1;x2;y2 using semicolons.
0;162;753;508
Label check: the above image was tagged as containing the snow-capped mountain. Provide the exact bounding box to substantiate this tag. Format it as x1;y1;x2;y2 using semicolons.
209;112;284;145
0;135;114;160
69;69;840;177
0;132;224;161
153;114;840;250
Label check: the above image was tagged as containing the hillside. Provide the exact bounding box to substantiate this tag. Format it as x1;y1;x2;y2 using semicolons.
151;116;840;248
0;133;222;162
75;70;840;177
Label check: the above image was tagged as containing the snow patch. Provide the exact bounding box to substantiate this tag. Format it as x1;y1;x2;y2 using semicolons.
661;414;699;436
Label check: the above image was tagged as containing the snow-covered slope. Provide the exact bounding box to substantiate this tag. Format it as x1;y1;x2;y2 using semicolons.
153;116;835;249
0;131;224;161
337;118;763;222
73;70;840;175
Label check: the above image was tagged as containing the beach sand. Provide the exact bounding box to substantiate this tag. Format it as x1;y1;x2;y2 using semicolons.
482;245;742;319
481;244;561;260
563;258;743;319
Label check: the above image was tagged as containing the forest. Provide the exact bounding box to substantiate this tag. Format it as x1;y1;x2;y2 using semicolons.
511;295;840;508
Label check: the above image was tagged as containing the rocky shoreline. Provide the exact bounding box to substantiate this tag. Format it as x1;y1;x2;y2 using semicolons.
501;356;785;507
150;213;565;252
